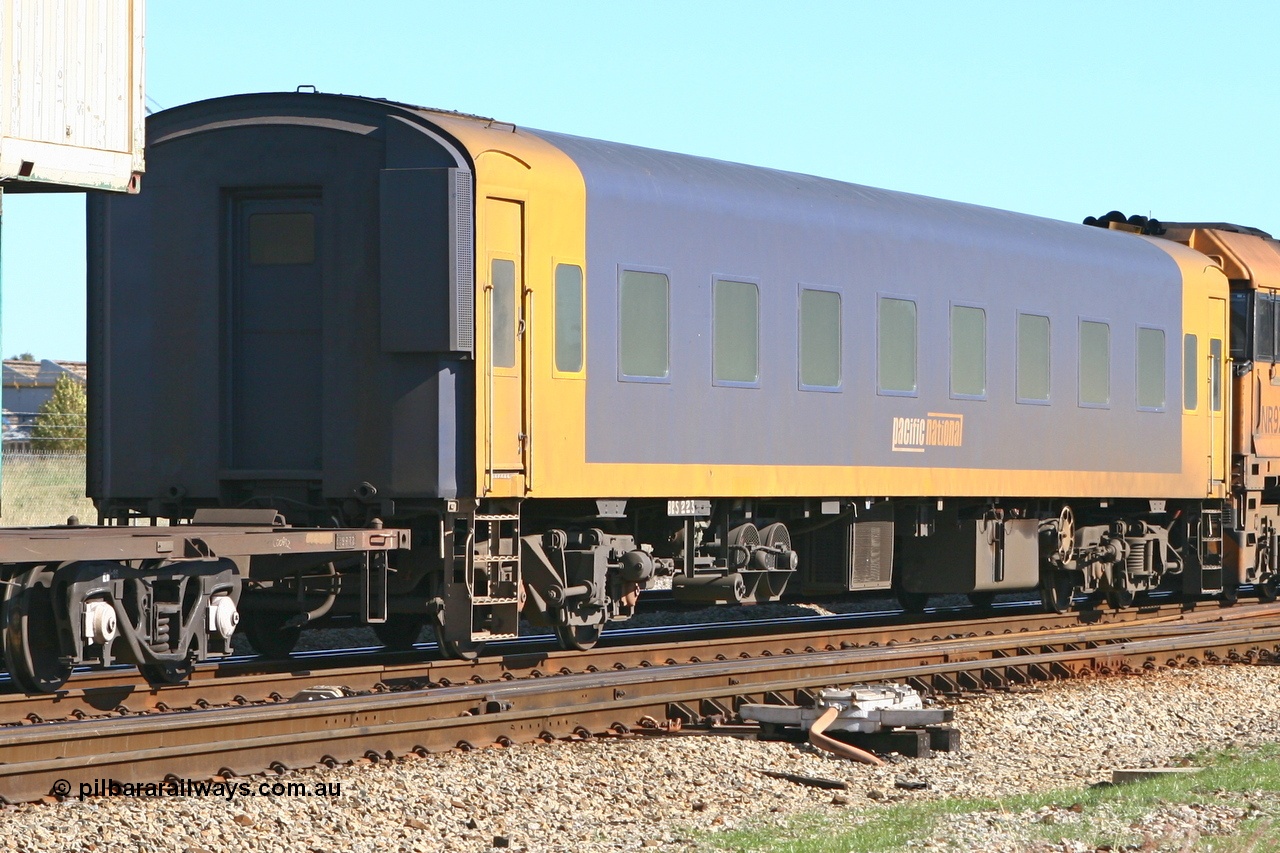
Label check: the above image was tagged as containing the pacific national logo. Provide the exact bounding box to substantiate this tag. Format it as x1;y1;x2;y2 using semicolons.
891;413;964;453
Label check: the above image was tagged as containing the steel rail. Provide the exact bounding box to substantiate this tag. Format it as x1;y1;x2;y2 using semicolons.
0;599;1232;724
1;606;1277;803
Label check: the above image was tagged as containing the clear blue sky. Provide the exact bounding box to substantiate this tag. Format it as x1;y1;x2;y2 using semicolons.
3;2;1278;361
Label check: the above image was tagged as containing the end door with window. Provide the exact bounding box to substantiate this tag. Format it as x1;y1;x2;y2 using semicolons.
1186;297;1229;489
227;194;323;474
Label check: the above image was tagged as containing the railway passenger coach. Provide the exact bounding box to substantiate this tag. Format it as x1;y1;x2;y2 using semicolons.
88;92;1277;658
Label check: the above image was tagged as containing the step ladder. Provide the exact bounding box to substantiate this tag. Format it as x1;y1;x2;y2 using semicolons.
1195;508;1225;594
440;503;523;648
468;509;522;641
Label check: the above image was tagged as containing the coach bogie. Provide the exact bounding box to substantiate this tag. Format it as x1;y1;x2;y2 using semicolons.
2;558;242;691
80;559;241;684
498;500;805;652
668;513;799;605
1067;518;1181;606
892;501;1198;613
521;528;654;651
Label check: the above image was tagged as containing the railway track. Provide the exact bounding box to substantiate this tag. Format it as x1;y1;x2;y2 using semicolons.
2;600;1277;804
0;596;1186;722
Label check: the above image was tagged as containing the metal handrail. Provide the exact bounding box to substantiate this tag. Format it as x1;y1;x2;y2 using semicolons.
484;281;494;496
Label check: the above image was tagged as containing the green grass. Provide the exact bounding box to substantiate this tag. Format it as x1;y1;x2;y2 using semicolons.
701;743;1280;852
0;453;97;526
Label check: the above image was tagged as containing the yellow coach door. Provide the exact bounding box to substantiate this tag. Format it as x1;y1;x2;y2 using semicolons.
483;197;527;492
1209;296;1228;494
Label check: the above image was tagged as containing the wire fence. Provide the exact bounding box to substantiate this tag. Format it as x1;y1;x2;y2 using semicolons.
0;448;96;527
3;411;86;454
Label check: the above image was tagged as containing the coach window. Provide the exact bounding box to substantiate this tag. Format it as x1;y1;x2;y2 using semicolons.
618;269;669;380
1211;338;1223;412
878;296;917;394
1136;327;1166;411
491;259;517;369
249;212;315;265
714;279;760;386
1079;320;1110;407
950;305;986;398
799;287;841;390
1183;334;1198;410
1017;313;1050;403
554;264;584;374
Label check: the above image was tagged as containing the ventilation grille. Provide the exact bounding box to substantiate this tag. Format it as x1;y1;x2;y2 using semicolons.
851;522;893;587
799;518;894;593
453;169;475;352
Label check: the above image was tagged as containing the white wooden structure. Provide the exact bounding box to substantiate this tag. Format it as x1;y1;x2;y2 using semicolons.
0;0;144;193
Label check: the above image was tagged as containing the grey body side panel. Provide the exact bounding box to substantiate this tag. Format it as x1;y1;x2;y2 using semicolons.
533;130;1183;474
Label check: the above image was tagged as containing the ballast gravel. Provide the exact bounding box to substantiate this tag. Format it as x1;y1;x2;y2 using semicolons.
8;663;1280;852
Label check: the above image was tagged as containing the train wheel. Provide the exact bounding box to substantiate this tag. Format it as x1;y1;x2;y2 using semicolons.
1105;586;1134;610
967;592;996;609
1257;521;1276;602
554;621;603;652
242;611;301;658
372;614;427;651
139;659;195;686
1040;573;1076;614
2;566;72;693
1257;578;1279;603
895;588;929;613
432;623;484;661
